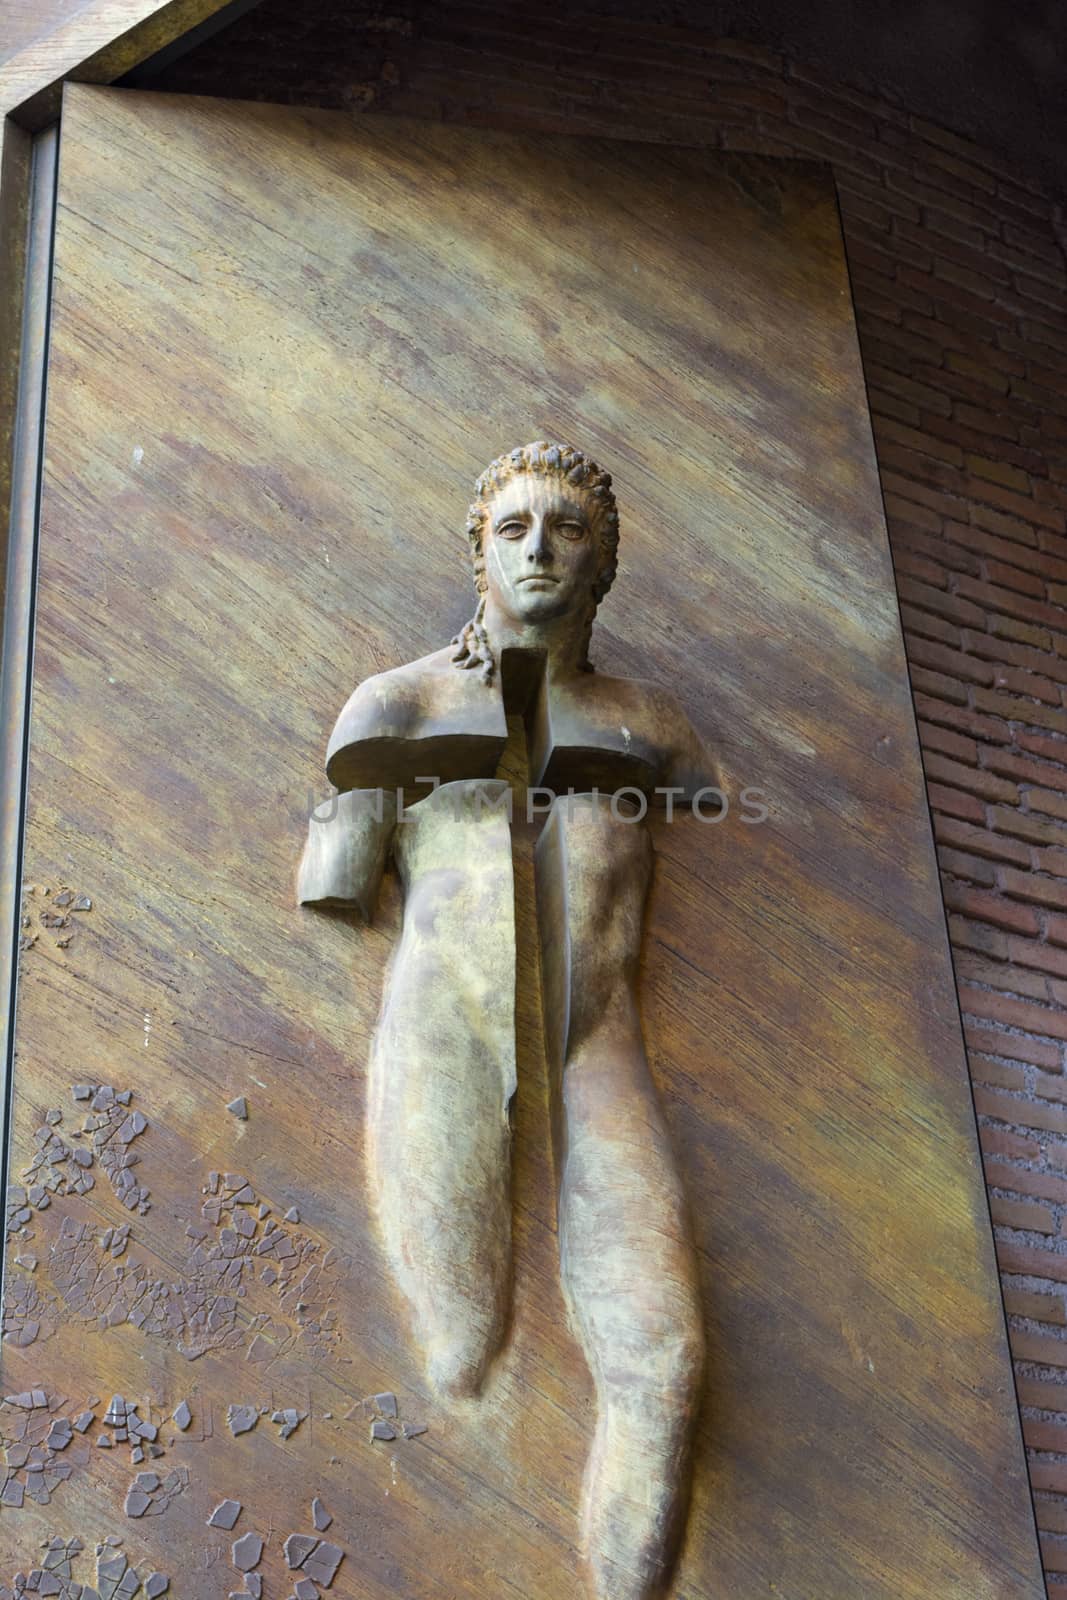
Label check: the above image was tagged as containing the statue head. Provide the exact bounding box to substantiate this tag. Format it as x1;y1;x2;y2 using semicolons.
451;442;619;682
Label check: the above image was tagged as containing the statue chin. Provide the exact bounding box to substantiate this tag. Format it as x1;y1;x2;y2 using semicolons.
494;591;580;630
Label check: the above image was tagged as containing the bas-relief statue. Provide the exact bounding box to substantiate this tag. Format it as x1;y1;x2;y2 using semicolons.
299;443;715;1600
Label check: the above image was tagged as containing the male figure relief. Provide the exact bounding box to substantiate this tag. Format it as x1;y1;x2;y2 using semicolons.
299;443;715;1599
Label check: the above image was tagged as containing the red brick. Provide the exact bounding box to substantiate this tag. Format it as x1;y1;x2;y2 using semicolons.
997;1240;1067;1283
990;238;1067;288
980;1126;1042;1161
1032;847;1067;884
839;190;894;235
983;752;1067;793
992;1196;1057;1232
873;412;967;467
961;987;1067;1044
869;363;953;418
950;528;1052;585
986;559;1047;600
912;671;969;710
904;609;964;655
760;114;885;183
857;314;944;370
956;951;1048;1000
991;614;1054;651
913;694;1013;743
983;1093;1067;1134
944;882;1040;934
880;470;965;519
940;848;996;886
879;437;970;495
1036;1500;1067;1537
1019;731;1067;765
987;666;1063;706
901;221;1012;287
884;490;943;532
965;1023;1062;1070
937;255;1005;301
1012;1327;1067;1366
970;1054;1028;1090
923;752;1016;800
1026;1417;1067;1452
891;549;948;588
917;718;974;761
1005;219;1064;261
968;457;1037;498
966;475;1067;533
1029;1461;1067;1496
901;264;1016;328
962;428;1050;482
1000;866;1067;912
971;502;1044;548
950;913;1007;954
966;636;1067;690
987;1162;1067;1205
870;388;920;427
910;639;993;688
974;687;1067;736
936;813;1027;866
947;825;1030;876
1033;790;1067;822
1038;1072;1067;1105
990;806;1067;848
927;782;984;822
1006;936;1067;981
1018;1375;1067;1411
958;580;1065;637
891;524;979;578
1019;273;1067;318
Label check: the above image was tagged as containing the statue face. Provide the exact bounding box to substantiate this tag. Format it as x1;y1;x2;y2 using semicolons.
482;475;601;629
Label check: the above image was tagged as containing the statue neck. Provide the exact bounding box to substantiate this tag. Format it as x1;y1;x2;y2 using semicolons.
482;597;590;680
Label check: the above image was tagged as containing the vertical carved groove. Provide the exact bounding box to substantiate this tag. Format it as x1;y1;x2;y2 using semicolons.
368;778;517;1396
536;796;704;1599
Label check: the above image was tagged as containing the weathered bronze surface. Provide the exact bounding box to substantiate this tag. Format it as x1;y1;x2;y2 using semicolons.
0;84;1043;1599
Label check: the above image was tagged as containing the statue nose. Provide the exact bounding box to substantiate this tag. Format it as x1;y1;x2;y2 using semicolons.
526;520;551;562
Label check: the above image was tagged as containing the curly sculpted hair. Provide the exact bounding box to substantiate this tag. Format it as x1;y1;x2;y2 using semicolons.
450;441;620;684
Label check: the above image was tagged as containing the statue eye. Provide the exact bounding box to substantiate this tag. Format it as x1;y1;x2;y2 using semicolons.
496;521;527;539
558;521;586;541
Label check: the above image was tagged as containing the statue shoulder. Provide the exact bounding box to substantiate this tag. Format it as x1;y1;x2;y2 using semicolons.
325;646;507;792
328;648;454;745
540;670;717;798
607;674;718;797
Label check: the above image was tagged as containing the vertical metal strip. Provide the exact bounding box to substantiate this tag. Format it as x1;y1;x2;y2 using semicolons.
0;124;59;1242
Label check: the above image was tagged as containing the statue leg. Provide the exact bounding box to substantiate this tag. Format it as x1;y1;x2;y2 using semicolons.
369;779;516;1397
536;795;704;1600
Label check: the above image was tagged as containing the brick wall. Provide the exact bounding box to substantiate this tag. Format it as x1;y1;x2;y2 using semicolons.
378;8;1067;1587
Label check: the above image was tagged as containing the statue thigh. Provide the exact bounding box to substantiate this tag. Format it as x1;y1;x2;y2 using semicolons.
367;779;517;1398
536;795;705;1600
